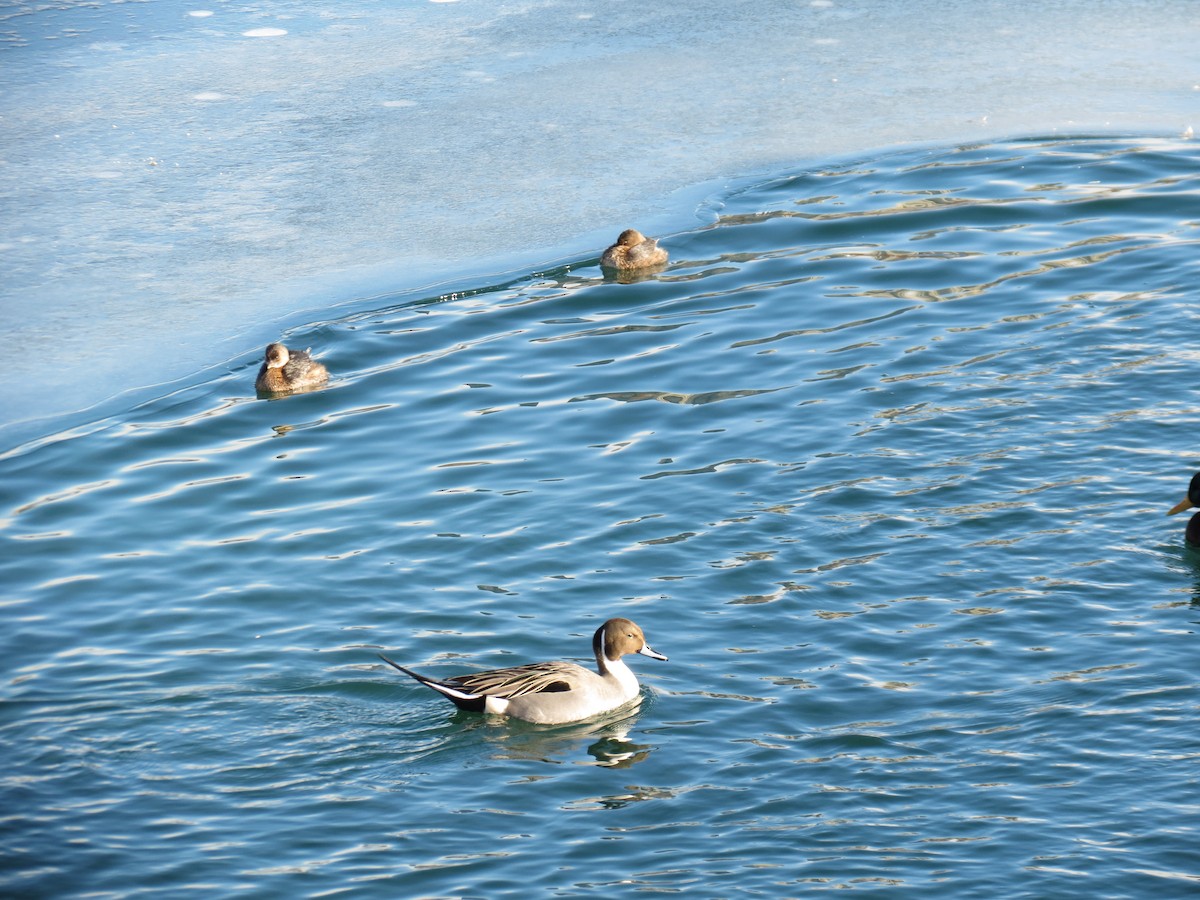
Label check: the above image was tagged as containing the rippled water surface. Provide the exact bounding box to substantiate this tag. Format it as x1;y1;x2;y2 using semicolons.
3;137;1200;896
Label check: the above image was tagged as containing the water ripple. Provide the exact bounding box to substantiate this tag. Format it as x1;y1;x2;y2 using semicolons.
1;136;1199;897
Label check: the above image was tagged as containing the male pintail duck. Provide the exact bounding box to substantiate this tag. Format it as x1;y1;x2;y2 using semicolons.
1167;472;1200;547
600;229;668;272
379;617;668;725
255;342;329;395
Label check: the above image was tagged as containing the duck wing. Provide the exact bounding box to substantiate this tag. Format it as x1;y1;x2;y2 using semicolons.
450;660;584;698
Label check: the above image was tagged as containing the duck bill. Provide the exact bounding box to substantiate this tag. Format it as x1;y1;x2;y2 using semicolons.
639;644;668;661
1167;496;1195;516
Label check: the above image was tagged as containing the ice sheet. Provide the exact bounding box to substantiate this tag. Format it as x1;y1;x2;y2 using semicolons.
1;0;1196;444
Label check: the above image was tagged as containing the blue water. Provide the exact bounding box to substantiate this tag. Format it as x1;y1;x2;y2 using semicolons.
3;135;1199;896
3;0;1198;439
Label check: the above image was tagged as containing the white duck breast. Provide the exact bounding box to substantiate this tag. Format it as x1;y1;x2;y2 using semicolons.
380;617;668;725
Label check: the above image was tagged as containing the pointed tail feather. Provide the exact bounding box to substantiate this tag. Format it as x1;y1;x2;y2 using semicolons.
378;654;486;712
378;653;432;683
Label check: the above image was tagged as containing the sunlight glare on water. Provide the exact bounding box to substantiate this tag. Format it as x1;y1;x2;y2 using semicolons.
2;136;1199;896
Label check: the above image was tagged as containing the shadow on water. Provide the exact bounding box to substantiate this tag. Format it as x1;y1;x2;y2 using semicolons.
473;703;657;769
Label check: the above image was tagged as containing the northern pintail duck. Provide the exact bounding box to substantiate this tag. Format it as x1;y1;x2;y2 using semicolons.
600;229;668;272
1167;472;1200;547
255;342;329;395
379;617;668;725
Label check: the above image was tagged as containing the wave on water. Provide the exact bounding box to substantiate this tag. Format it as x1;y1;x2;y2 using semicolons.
2;136;1199;898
